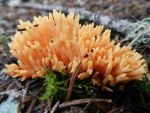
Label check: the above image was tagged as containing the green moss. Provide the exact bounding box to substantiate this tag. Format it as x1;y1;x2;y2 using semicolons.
137;78;150;94
40;69;68;101
0;36;8;44
40;70;59;100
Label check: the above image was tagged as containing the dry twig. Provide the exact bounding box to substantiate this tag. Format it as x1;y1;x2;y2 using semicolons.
26;99;37;113
0;79;12;91
47;98;53;111
50;101;60;113
59;98;112;108
21;81;30;103
66;61;81;101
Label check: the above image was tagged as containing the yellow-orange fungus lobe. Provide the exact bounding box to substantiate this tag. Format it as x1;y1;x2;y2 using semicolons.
5;11;147;86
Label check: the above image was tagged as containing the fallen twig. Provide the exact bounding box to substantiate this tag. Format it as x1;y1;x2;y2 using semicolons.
84;93;96;110
59;98;112;108
0;79;12;91
21;81;30;103
47;98;53;111
13;77;24;89
26;99;37;113
66;61;81;101
50;101;60;113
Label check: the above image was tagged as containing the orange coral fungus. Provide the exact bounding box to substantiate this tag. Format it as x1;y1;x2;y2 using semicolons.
5;11;147;86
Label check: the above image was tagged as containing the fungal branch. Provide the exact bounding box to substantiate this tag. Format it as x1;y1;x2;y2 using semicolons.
5;11;147;98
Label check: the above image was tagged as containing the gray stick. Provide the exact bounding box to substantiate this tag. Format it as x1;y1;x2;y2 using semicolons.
15;2;133;35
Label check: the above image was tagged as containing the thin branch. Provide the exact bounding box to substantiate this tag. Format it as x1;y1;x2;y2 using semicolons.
84;94;96;110
50;101;60;113
0;79;12;91
26;99;37;113
21;81;30;103
66;61;81;101
59;98;112;108
47;98;53;111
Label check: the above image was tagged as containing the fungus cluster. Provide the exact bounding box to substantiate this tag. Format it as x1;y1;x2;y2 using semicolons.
5;11;146;86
